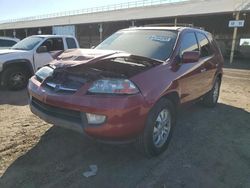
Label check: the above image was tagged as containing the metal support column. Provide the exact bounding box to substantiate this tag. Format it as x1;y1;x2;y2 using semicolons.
230;12;240;64
13;30;16;38
174;17;178;26
99;23;103;43
131;20;135;27
25;29;28;37
3;30;6;36
38;28;42;35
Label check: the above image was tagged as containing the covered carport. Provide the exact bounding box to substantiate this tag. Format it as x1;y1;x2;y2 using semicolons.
0;0;249;62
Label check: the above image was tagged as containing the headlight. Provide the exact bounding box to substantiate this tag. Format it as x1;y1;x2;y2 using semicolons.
35;66;54;82
88;79;139;95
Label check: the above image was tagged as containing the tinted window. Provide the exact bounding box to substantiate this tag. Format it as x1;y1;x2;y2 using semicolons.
66;38;77;49
41;38;64;51
197;33;213;57
0;39;17;47
96;30;178;61
179;32;199;55
12;37;43;50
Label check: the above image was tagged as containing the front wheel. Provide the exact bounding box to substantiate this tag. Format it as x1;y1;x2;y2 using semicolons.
2;67;29;90
136;98;176;157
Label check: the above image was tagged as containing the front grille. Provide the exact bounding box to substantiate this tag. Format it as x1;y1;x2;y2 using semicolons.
44;73;86;94
45;82;79;93
31;97;82;124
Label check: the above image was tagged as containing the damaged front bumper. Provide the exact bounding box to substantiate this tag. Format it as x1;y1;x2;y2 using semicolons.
30;96;86;134
28;76;149;142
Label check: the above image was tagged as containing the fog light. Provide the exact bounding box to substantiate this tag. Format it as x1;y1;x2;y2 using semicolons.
86;113;106;124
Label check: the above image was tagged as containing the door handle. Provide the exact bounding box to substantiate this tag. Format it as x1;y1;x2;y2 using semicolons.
200;68;207;73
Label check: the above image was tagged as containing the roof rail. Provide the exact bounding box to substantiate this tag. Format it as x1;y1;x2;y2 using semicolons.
143;23;204;30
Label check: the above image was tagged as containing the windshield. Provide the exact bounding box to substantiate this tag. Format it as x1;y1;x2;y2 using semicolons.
11;36;43;50
96;29;177;61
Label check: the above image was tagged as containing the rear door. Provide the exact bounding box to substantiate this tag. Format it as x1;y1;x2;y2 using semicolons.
34;37;64;70
196;32;216;94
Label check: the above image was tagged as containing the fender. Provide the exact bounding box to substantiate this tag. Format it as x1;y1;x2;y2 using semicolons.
213;69;223;85
2;59;34;75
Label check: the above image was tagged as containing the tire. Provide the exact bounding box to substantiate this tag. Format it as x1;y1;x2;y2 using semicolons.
2;66;29;90
202;77;221;107
136;98;176;157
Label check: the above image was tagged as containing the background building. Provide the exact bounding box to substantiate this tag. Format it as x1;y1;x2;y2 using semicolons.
0;0;249;61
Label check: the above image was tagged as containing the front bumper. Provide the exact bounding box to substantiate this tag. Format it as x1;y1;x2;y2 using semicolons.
28;77;149;142
30;97;86;134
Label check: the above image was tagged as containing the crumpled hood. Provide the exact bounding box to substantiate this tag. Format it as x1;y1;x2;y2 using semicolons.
50;49;162;78
51;49;128;68
40;49;164;93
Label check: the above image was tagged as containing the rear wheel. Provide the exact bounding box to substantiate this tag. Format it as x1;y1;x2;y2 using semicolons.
2;67;29;90
136;98;176;157
202;77;221;107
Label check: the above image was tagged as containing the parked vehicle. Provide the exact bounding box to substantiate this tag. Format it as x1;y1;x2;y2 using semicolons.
0;35;79;90
0;37;20;49
28;27;223;156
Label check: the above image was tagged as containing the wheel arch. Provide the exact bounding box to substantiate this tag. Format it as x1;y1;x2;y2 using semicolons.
217;72;222;81
212;71;223;87
161;91;180;112
2;59;34;76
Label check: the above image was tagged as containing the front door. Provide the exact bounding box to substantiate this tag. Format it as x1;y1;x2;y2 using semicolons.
176;32;206;103
34;37;64;70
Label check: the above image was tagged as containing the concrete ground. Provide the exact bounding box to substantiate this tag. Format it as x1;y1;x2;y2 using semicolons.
0;61;249;188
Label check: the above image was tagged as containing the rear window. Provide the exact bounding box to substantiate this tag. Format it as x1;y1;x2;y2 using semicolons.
96;29;178;61
66;37;77;49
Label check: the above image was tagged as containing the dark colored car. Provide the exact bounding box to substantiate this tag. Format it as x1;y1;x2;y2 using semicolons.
28;27;223;156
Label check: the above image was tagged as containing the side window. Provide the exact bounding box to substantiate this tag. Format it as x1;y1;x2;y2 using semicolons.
66;38;77;49
179;32;199;55
41;38;64;52
0;39;17;47
196;33;213;57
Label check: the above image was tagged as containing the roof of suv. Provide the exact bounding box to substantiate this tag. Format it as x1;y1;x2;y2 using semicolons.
121;26;212;39
122;26;207;33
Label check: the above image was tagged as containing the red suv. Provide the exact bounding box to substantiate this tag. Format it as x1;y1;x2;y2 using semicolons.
28;27;223;156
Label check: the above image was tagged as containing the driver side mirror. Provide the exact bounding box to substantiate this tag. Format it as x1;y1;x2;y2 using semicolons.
182;51;200;64
37;46;48;53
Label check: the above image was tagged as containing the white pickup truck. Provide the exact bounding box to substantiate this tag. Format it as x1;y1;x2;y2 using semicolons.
0;35;79;90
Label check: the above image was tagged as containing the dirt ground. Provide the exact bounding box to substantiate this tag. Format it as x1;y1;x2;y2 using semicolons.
0;65;250;188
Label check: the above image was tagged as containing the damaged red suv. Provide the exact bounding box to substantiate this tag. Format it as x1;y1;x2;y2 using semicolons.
28;27;223;156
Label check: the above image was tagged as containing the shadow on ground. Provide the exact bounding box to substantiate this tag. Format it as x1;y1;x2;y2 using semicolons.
224;59;250;70
0;103;249;188
0;88;28;106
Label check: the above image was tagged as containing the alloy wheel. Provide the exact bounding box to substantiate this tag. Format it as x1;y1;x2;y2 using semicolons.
153;109;171;148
